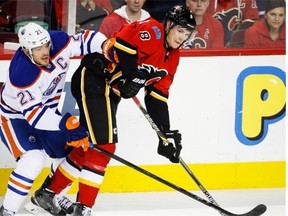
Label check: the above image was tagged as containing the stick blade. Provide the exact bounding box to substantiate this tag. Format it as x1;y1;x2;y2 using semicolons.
243;204;267;216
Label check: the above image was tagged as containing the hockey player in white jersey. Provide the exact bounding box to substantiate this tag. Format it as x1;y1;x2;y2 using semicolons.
0;22;107;216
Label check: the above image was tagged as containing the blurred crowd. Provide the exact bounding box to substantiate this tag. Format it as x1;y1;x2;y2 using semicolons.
0;0;286;49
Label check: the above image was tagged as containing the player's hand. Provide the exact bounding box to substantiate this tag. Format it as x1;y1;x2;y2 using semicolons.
158;129;182;163
102;38;119;63
59;113;89;152
118;69;148;98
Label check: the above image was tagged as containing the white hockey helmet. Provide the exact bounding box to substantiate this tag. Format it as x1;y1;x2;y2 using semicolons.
18;22;50;50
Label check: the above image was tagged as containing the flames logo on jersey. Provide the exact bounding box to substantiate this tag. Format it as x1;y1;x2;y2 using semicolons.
140;64;168;86
43;72;65;96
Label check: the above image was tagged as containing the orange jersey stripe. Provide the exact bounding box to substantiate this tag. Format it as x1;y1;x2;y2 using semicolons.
1;116;22;158
53;95;61;101
26;106;41;122
83;30;90;42
9;177;31;190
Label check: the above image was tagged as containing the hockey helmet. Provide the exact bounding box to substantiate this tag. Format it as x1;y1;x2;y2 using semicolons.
18;22;50;50
165;5;196;31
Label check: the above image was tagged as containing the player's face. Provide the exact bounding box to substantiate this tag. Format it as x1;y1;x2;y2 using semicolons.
265;7;285;30
126;0;146;13
186;0;209;16
166;24;192;49
31;42;50;66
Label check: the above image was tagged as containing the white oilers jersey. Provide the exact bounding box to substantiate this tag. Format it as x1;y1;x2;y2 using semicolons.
0;30;106;131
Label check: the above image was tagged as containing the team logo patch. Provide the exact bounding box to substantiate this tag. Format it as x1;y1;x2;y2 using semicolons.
43;72;65;96
152;26;161;40
139;31;151;41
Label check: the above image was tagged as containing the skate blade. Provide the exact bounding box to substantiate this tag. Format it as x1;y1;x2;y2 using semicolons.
24;201;47;215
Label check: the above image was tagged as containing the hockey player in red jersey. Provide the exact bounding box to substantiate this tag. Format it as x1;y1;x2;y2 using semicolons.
32;5;196;216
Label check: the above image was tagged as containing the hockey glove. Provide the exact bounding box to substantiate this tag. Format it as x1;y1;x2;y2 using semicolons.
59;113;89;152
158;129;182;163
118;69;148;98
102;38;119;63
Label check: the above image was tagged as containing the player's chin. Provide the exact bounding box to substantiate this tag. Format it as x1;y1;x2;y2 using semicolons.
168;41;179;49
39;59;50;66
41;58;49;65
172;43;182;49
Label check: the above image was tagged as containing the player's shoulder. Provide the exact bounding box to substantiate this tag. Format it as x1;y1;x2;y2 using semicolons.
49;30;69;43
137;18;164;40
49;30;70;54
205;14;223;29
246;19;263;34
205;14;221;23
137;18;162;30
9;50;41;88
104;12;122;21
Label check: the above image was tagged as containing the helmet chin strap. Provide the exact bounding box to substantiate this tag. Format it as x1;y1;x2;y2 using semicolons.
24;43;51;66
25;49;39;65
164;21;175;48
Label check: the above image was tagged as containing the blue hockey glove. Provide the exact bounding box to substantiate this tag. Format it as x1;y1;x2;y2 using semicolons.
59;113;89;151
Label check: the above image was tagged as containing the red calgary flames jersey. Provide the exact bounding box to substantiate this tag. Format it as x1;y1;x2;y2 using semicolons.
114;18;180;95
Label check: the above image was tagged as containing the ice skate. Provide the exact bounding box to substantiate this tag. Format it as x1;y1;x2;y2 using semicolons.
57;195;74;214
0;206;15;216
72;203;92;216
31;188;65;215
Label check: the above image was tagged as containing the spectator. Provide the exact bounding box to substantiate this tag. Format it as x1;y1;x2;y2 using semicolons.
99;0;150;38
182;0;224;49
76;0;110;32
207;0;259;46
245;0;285;48
53;0;113;31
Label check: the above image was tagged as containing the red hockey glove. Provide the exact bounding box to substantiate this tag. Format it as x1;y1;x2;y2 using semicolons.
59;113;89;152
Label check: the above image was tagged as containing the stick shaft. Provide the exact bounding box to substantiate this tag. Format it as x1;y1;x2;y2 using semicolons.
128;96;266;215
179;158;226;215
93;145;233;215
93;145;266;216
132;96;225;214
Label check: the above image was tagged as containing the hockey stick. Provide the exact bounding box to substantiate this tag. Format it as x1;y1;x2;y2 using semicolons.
131;96;224;209
131;96;266;216
93;144;266;216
